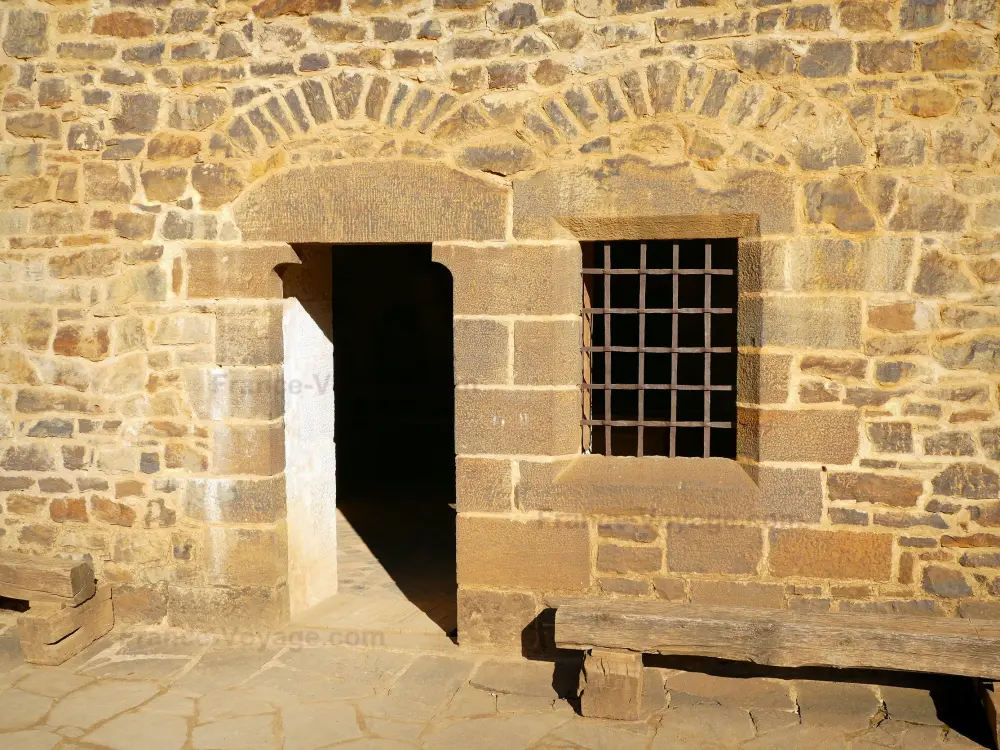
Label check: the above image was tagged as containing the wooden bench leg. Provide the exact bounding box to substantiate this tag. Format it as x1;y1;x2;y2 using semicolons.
980;680;999;749
579;648;644;721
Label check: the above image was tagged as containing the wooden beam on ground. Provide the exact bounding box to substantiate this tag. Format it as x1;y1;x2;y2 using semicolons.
18;588;114;666
18;583;112;645
0;553;95;605
555;601;1000;680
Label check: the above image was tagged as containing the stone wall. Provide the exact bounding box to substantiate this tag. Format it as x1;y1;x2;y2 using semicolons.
0;0;998;638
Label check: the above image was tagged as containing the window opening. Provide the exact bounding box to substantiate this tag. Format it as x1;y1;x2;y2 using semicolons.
582;239;738;458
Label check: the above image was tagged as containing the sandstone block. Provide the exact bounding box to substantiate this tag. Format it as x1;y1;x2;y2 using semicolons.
168;584;289;634
513;161;795;238
53;323;111;362
453;319;508;386
789;237;910;291
457;515;590;590
90;496;137;527
215;303;284;366
513;320;581;386
769;529;892;581
435;243;580;316
203;526;287;587
932;462;1000;499
212;421;285;476
5;113;60;140
185;367;284;421
83;163;136;203
93;11;155;38
922;566;972;598
737;352;791;404
740;296;861;351
596;544;662;574
667;523;762;574
457;587;542;653
827;473;923;507
184;477;288;523
112;93;161;135
455;388;580;455
900;0;947;29
690;580;785;608
192;164;246;210
236;162;507;242
456;457;512;512
739;408;859;464
185;245;298;299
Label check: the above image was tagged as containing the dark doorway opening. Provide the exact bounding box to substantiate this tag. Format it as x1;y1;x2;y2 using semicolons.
309;244;457;635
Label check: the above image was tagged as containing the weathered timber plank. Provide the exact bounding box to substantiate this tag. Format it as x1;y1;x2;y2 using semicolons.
555;601;1000;679
19;596;114;666
0;553;94;601
18;583;112;645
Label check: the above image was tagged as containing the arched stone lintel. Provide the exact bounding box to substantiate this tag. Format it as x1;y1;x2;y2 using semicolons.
233;161;509;244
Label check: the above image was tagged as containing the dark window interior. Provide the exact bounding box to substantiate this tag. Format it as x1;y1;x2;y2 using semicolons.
582;239;738;458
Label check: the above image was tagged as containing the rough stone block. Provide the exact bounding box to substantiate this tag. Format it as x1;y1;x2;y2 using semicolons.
454;319;509;385
212;421;285;476
235;162;507;242
455;388;580;455
596;544;662;574
769;529;892;581
456;457;512;512
457;515;590;591
434;243;581;316
739;408;859;464
667;523;762;574
788;237;912;292
580;650;643;721
513;320;581;386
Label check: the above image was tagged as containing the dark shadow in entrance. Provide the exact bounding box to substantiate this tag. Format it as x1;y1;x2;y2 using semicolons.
284;243;457;635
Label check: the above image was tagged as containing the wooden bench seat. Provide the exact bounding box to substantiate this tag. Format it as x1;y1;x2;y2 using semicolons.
0;552;114;665
555;599;1000;740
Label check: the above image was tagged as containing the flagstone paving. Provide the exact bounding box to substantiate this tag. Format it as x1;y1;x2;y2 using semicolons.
0;621;993;750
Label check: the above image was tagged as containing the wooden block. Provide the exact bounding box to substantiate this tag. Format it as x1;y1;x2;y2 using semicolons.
580;649;644;721
19;596;114;667
0;553;95;604
556;601;1000;680
981;681;999;750
18;583;111;645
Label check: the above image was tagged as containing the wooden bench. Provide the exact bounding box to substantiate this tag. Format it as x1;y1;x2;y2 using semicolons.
0;552;114;665
555;600;1000;742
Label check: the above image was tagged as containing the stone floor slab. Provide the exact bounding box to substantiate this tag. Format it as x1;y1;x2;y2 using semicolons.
470;660;560;699
174;646;280;695
333;740;420;749
83;656;192;681
365;717;426;742
443;683;497;717
794;680;882;732
15;668;93;699
663;671;794;711
652;704;755;749
192;714;277;749
83;712;188;750
422;713;570;750
0;728;62;750
141;689;198;717
282;701;364;750
750;708;800;735
881;685;941;726
46;680;159;730
0;688;52;731
549;717;653;750
198;689;276;721
740;724;847;749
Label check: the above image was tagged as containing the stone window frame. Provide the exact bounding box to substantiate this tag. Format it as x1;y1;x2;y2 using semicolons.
521;213;778;513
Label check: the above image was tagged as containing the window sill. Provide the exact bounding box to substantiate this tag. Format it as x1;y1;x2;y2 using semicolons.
516;454;822;523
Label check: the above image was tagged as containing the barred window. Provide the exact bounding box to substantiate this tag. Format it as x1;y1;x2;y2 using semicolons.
582;239;738;458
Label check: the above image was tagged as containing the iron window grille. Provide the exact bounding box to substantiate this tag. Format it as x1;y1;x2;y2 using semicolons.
582;239;738;458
